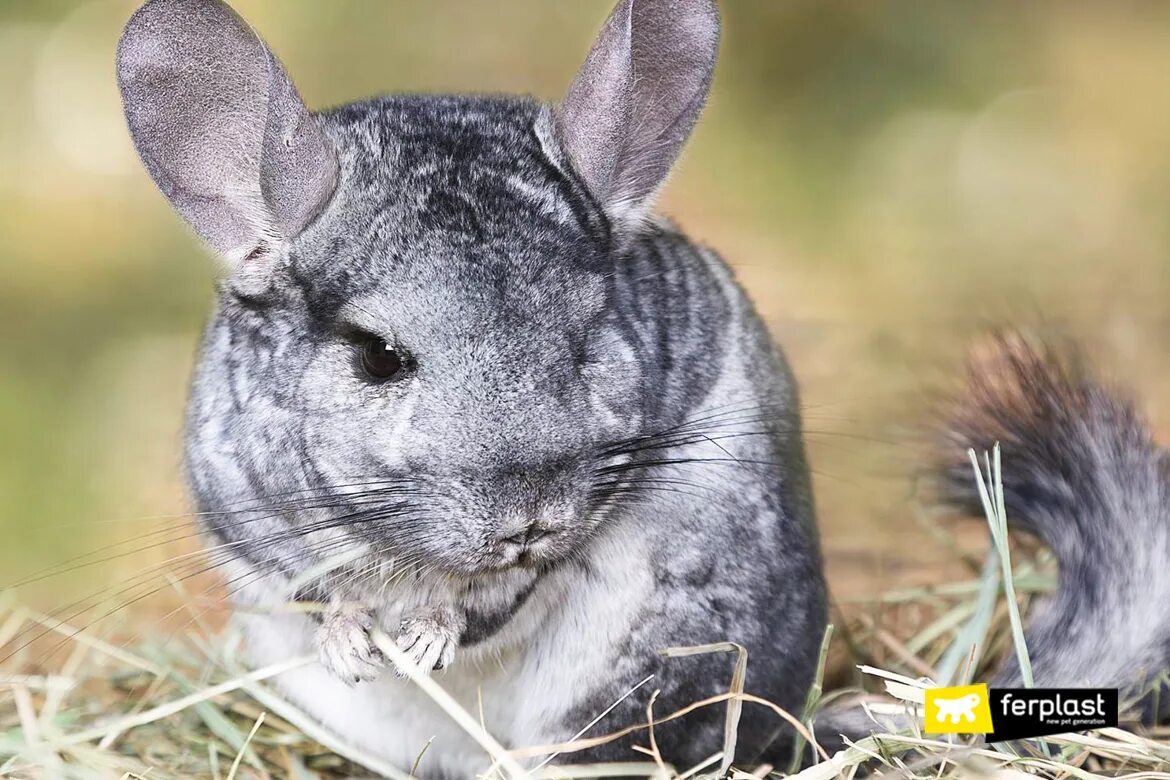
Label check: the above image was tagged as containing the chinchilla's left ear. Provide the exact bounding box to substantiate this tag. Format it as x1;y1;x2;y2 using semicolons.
117;0;338;271
550;0;719;229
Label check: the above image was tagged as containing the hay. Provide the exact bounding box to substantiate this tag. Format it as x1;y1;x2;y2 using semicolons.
3;452;1168;779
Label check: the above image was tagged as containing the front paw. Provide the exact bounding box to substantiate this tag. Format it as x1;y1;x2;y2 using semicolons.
316;605;385;685
394;610;460;676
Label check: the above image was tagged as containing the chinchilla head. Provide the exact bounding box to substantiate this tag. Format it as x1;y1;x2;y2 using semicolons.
116;0;719;577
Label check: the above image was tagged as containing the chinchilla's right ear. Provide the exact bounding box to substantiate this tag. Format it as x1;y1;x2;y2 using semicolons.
117;0;337;272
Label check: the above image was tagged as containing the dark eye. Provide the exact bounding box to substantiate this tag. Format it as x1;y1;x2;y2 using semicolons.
359;337;406;381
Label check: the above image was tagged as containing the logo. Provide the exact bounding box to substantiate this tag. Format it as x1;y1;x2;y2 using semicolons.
988;688;1118;742
924;685;1118;741
925;684;994;734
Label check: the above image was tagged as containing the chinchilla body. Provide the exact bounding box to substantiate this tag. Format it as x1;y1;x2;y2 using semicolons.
189;95;825;771
118;0;826;774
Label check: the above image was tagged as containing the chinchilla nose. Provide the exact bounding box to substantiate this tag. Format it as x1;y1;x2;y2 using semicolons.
494;517;556;549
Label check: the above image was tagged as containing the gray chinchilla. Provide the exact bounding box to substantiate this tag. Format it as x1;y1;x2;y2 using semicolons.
116;0;828;773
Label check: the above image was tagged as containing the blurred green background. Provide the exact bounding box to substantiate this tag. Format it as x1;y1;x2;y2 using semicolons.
4;0;1170;609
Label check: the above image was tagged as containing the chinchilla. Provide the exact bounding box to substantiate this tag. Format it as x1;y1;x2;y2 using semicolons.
116;0;827;773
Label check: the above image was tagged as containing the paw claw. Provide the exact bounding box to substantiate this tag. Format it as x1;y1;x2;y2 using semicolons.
394;612;459;676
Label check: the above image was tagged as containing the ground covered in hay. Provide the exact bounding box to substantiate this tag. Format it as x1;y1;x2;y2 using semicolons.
2;454;1169;779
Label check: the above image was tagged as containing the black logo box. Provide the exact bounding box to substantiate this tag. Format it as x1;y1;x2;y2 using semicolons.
987;688;1118;742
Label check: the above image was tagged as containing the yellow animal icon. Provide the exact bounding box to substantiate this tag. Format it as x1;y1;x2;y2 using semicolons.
933;692;982;724
924;683;994;734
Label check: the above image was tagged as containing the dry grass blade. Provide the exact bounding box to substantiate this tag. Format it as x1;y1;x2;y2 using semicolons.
968;445;1034;687
660;641;747;775
226;711;265;780
369;629;526;780
233;672;417;780
512;689;823;765
529;763;677;778
530;674;656;773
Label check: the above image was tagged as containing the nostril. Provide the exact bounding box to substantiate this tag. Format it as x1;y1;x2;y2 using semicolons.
497;523;554;549
499;531;528;548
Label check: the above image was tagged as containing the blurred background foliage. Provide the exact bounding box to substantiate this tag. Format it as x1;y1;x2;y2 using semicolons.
3;0;1170;611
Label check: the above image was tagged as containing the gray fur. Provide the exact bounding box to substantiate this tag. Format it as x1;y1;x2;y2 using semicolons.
816;336;1170;754
939;334;1170;714
118;0;826;774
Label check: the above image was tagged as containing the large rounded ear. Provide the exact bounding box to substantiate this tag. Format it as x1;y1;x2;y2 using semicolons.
551;0;719;229
117;0;338;268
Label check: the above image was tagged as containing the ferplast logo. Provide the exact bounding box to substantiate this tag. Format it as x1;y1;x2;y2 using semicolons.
925;684;994;734
924;685;1119;741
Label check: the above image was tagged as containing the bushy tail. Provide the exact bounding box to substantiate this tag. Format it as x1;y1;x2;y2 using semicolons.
939;332;1170;716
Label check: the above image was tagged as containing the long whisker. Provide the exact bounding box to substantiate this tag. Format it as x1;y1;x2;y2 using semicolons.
3;497;429;664
5;482;424;590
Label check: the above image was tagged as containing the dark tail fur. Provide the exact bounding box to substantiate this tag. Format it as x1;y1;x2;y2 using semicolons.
814;333;1170;755
938;332;1170;716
